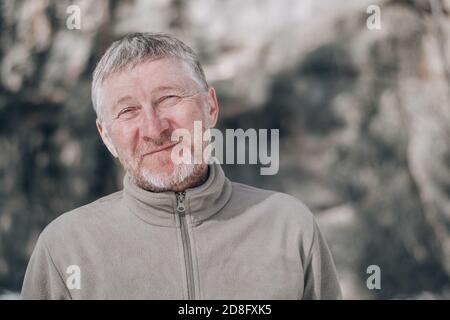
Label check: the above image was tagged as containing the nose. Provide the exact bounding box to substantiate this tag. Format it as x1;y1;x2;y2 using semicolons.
139;105;170;141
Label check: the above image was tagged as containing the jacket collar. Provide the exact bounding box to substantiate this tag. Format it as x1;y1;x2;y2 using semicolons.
122;163;232;227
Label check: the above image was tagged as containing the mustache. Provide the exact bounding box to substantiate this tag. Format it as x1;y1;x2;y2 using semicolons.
134;131;181;159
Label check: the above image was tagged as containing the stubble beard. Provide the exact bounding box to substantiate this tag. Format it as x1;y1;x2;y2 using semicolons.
136;162;208;192
121;129;212;193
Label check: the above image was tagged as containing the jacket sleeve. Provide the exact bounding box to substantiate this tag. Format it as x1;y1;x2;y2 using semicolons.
302;218;342;300
21;233;71;300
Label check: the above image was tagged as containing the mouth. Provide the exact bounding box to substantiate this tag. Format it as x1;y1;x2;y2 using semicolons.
142;141;180;157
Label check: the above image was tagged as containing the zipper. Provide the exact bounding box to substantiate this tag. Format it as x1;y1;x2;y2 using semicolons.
176;191;195;300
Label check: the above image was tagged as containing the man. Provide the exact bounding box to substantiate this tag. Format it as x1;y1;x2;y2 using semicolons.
21;32;342;299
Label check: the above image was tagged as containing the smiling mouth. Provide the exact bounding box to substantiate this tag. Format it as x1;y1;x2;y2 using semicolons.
143;141;180;156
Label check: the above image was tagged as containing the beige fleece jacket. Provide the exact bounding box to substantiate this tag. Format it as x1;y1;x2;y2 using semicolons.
21;163;342;299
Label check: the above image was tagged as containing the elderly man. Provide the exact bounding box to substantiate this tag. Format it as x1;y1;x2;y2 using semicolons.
21;33;342;300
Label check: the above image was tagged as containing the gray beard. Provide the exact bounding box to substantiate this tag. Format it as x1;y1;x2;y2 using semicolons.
122;123;213;192
130;163;209;192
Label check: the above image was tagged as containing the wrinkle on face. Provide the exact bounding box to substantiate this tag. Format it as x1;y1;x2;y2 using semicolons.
97;57;217;192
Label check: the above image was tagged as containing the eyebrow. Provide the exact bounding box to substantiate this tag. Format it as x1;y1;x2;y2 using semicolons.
112;96;138;113
152;85;188;94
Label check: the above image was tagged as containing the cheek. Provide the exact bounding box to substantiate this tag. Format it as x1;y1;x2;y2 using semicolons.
110;125;138;156
171;103;206;131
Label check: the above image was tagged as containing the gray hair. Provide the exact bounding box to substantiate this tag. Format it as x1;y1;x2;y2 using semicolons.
91;32;209;119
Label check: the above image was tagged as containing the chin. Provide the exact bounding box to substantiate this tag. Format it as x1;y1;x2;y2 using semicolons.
135;163;196;192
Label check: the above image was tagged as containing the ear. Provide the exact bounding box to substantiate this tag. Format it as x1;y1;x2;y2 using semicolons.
206;87;219;128
96;119;119;158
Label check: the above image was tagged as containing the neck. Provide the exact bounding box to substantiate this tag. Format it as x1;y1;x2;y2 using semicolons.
122;163;233;226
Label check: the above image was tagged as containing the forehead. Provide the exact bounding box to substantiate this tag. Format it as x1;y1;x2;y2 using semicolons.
100;57;199;109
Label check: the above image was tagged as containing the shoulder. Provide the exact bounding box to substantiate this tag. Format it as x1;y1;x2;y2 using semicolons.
230;181;316;226
39;190;124;243
228;181;318;252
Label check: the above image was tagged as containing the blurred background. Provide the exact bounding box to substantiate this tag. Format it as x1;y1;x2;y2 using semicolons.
1;0;450;299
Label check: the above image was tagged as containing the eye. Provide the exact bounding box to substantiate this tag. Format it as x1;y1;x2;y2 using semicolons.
156;95;182;108
117;106;139;118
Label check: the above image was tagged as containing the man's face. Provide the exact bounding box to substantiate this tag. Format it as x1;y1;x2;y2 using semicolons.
96;57;219;191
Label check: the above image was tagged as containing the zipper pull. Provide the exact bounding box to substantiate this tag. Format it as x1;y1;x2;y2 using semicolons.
176;192;186;213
